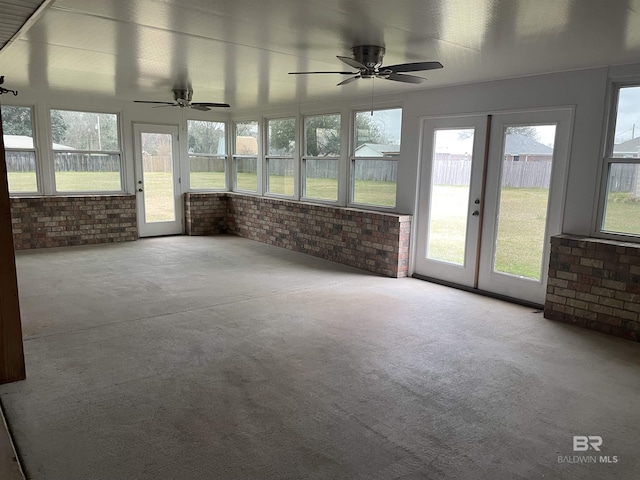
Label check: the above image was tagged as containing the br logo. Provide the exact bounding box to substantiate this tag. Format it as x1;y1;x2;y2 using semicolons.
573;436;603;452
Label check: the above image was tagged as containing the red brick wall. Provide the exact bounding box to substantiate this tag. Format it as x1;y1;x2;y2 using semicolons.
10;195;137;250
184;192;228;235
545;234;640;342
184;193;411;278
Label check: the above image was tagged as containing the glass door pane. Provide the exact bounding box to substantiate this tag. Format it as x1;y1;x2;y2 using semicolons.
427;128;475;265
493;125;556;280
141;132;176;223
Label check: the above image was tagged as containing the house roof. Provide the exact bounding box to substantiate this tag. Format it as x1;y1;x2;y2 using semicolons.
614;136;640;154
504;134;553;155
355;144;400;157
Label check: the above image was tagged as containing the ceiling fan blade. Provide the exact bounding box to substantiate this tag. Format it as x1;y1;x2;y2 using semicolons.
189;104;211;111
337;56;367;70
384;73;425;84
289;71;356;75
133;101;176;105
192;102;231;108
337;75;360;86
384;61;444;73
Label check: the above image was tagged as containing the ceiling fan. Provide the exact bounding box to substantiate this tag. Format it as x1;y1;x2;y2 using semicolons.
134;89;230;111
289;45;443;86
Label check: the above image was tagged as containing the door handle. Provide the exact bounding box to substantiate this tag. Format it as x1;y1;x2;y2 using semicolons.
138;188;143;192
472;210;479;216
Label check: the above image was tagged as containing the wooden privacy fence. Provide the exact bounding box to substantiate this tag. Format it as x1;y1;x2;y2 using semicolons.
6;152;640;192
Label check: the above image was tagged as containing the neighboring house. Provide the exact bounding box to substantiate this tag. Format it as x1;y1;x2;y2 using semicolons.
503;133;553;161
355;143;400;157
613;136;640;158
4;134;73;150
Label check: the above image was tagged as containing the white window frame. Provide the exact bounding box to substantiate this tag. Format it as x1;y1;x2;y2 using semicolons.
265;116;297;199
50;108;124;194
349;107;402;211
232;119;261;195
596;82;640;240
186;119;227;192
1;104;40;195
301;112;341;205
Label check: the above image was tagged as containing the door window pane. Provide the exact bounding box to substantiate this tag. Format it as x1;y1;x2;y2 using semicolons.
427;128;474;265
493;125;556;280
141;132;175;223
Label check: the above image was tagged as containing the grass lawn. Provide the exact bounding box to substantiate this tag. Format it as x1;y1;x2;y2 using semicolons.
603;192;640;235
429;185;551;279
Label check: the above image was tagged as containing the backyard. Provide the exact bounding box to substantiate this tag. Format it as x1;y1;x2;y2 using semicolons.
7;172;640;278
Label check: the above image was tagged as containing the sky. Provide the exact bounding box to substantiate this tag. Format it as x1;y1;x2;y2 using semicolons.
615;86;640;144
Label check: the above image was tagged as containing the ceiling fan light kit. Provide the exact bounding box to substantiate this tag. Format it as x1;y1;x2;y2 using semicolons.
289;45;443;86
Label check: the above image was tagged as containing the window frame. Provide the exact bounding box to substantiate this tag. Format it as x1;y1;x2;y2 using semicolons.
301;112;342;205
349;106;402;211
1;104;40;195
49;108;124;194
264;116;297;199
186;119;228;192
596;82;640;240
231;119;260;194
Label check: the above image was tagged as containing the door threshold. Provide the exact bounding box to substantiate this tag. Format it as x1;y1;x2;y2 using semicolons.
412;274;544;310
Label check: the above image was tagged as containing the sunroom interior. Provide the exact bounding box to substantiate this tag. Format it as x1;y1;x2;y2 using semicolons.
1;1;640;479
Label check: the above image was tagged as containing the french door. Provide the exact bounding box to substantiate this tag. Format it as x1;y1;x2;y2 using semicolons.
414;109;572;305
133;124;183;237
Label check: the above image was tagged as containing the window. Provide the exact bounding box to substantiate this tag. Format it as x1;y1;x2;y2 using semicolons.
51;109;122;192
352;108;402;208
302;113;340;202
601;85;640;236
233;121;258;192
1;105;38;194
188;120;226;190
266;117;296;196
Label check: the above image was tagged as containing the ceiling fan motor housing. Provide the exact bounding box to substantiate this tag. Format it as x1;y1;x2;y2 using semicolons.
353;45;385;69
173;88;193;104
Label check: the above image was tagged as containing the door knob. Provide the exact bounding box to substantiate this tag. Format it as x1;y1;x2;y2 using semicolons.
472;210;479;216
474;199;480;204
138;188;143;192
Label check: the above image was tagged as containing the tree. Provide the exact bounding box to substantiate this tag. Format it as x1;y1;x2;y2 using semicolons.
306;114;340;156
50;110;68;144
1;106;33;137
188;120;225;155
505;125;540;141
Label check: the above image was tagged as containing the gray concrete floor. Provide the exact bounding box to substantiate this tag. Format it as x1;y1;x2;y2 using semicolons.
0;235;639;480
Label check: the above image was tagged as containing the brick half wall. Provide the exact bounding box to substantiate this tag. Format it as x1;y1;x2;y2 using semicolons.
184;193;411;278
11;195;137;250
545;234;640;342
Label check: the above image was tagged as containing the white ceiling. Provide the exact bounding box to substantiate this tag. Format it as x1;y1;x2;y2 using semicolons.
1;0;640;112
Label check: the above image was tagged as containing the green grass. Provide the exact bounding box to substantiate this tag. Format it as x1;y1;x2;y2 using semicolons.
603;192;640;235
428;185;551;279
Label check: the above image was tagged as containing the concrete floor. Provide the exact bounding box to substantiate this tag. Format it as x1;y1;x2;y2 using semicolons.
0;236;639;479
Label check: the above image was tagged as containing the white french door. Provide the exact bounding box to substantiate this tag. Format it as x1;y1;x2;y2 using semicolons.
414;108;572;305
133;124;183;237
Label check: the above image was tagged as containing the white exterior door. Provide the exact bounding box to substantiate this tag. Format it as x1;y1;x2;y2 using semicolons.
414;108;573;305
134;124;183;237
